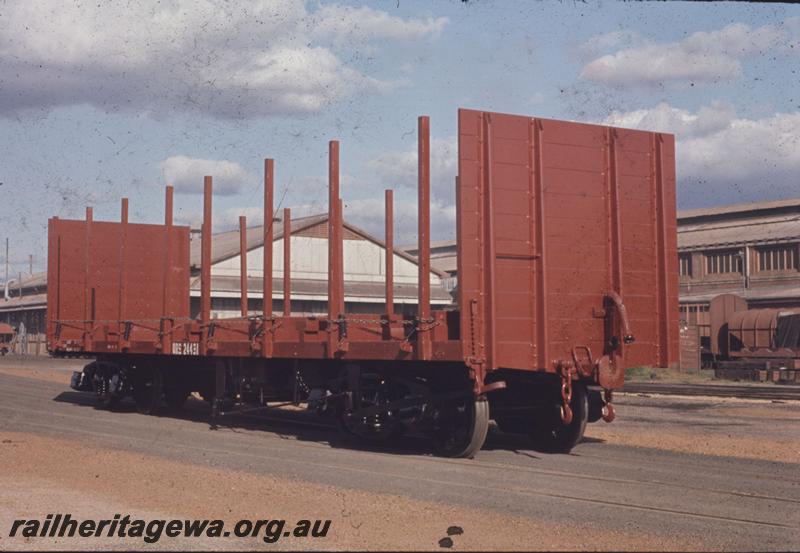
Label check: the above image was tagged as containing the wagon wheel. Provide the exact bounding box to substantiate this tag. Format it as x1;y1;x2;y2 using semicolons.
97;376;119;410
164;387;191;410
335;370;406;444
338;411;405;443
85;362;118;409
529;382;588;454
430;397;489;459
161;370;191;410
133;365;163;415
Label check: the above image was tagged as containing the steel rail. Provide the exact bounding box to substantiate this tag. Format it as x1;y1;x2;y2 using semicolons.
621;381;800;401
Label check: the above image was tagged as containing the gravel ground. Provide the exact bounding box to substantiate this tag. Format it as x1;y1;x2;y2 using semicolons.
0;432;691;551
588;393;800;463
0;357;798;551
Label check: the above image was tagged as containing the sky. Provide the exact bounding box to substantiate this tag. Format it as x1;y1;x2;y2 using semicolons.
1;0;799;277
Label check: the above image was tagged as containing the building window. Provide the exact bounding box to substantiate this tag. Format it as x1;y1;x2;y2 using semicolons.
756;244;798;272
704;249;742;275
679;303;710;337
679;254;692;277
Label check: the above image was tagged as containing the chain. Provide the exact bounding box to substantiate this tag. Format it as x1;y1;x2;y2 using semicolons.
54;315;437;328
326;317;436;327
295;369;310;394
559;364;574;425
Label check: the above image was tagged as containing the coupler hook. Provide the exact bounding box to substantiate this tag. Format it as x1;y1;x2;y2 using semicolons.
601;388;615;423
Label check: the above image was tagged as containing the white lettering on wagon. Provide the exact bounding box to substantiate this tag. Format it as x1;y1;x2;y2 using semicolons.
171;342;199;356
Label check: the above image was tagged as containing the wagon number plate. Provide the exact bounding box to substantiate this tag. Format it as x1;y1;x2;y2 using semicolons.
172;341;199;356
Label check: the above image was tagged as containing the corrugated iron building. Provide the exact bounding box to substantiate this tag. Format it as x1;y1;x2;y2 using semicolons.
402;240;458;293
189;213;452;318
678;199;800;351
0;272;48;353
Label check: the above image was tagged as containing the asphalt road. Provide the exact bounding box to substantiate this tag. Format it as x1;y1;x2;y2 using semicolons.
0;364;798;551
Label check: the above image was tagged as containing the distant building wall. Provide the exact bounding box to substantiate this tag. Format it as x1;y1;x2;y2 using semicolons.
677;199;800;355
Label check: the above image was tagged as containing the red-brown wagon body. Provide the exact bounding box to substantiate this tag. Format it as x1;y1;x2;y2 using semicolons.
48;109;679;457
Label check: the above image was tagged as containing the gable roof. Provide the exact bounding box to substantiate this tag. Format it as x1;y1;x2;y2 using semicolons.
678;198;800;222
189;213;325;267
678;213;800;250
189;213;447;278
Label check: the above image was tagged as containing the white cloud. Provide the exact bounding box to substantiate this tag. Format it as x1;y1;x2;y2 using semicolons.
0;1;446;118
578;30;646;60
581;22;793;87
344;197;456;245
312;5;448;44
369;137;458;200
174;206;265;231
604;103;800;203
160;156;254;196
604;101;737;140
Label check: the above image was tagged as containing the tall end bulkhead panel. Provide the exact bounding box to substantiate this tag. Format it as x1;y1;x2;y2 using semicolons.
457;109;679;378
46;218;191;349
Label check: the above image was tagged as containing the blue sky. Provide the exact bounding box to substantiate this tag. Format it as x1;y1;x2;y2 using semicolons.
1;0;799;276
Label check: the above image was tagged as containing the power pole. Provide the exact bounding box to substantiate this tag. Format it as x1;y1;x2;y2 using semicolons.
29;254;33;276
4;238;7;285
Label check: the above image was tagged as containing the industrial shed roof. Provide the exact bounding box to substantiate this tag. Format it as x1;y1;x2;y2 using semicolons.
189;214;326;267
190;213;445;277
1;271;47;293
678;214;800;251
402;240;458;275
678;198;800;221
429;254;458;274
0;293;47;313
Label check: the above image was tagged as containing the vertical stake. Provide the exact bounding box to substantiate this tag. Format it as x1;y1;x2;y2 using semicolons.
83;207;92;351
162;185;174;354
283;208;291;317
385;189;394;316
119;198;129;342
327;141;341;356
239;215;248;318
201;176;212;354
417;116;432;360
263;159;274;357
338;198;344;316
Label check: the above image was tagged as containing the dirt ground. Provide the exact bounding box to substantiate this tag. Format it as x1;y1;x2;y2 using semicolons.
587;393;800;464
0;432;691;551
0;360;797;551
0;366;74;385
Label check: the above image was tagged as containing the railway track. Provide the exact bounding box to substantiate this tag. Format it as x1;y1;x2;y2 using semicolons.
1;386;795;534
621;381;800;401
2;371;799;549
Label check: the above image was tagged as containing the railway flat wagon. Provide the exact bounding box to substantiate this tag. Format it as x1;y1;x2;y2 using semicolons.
49;109;679;457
